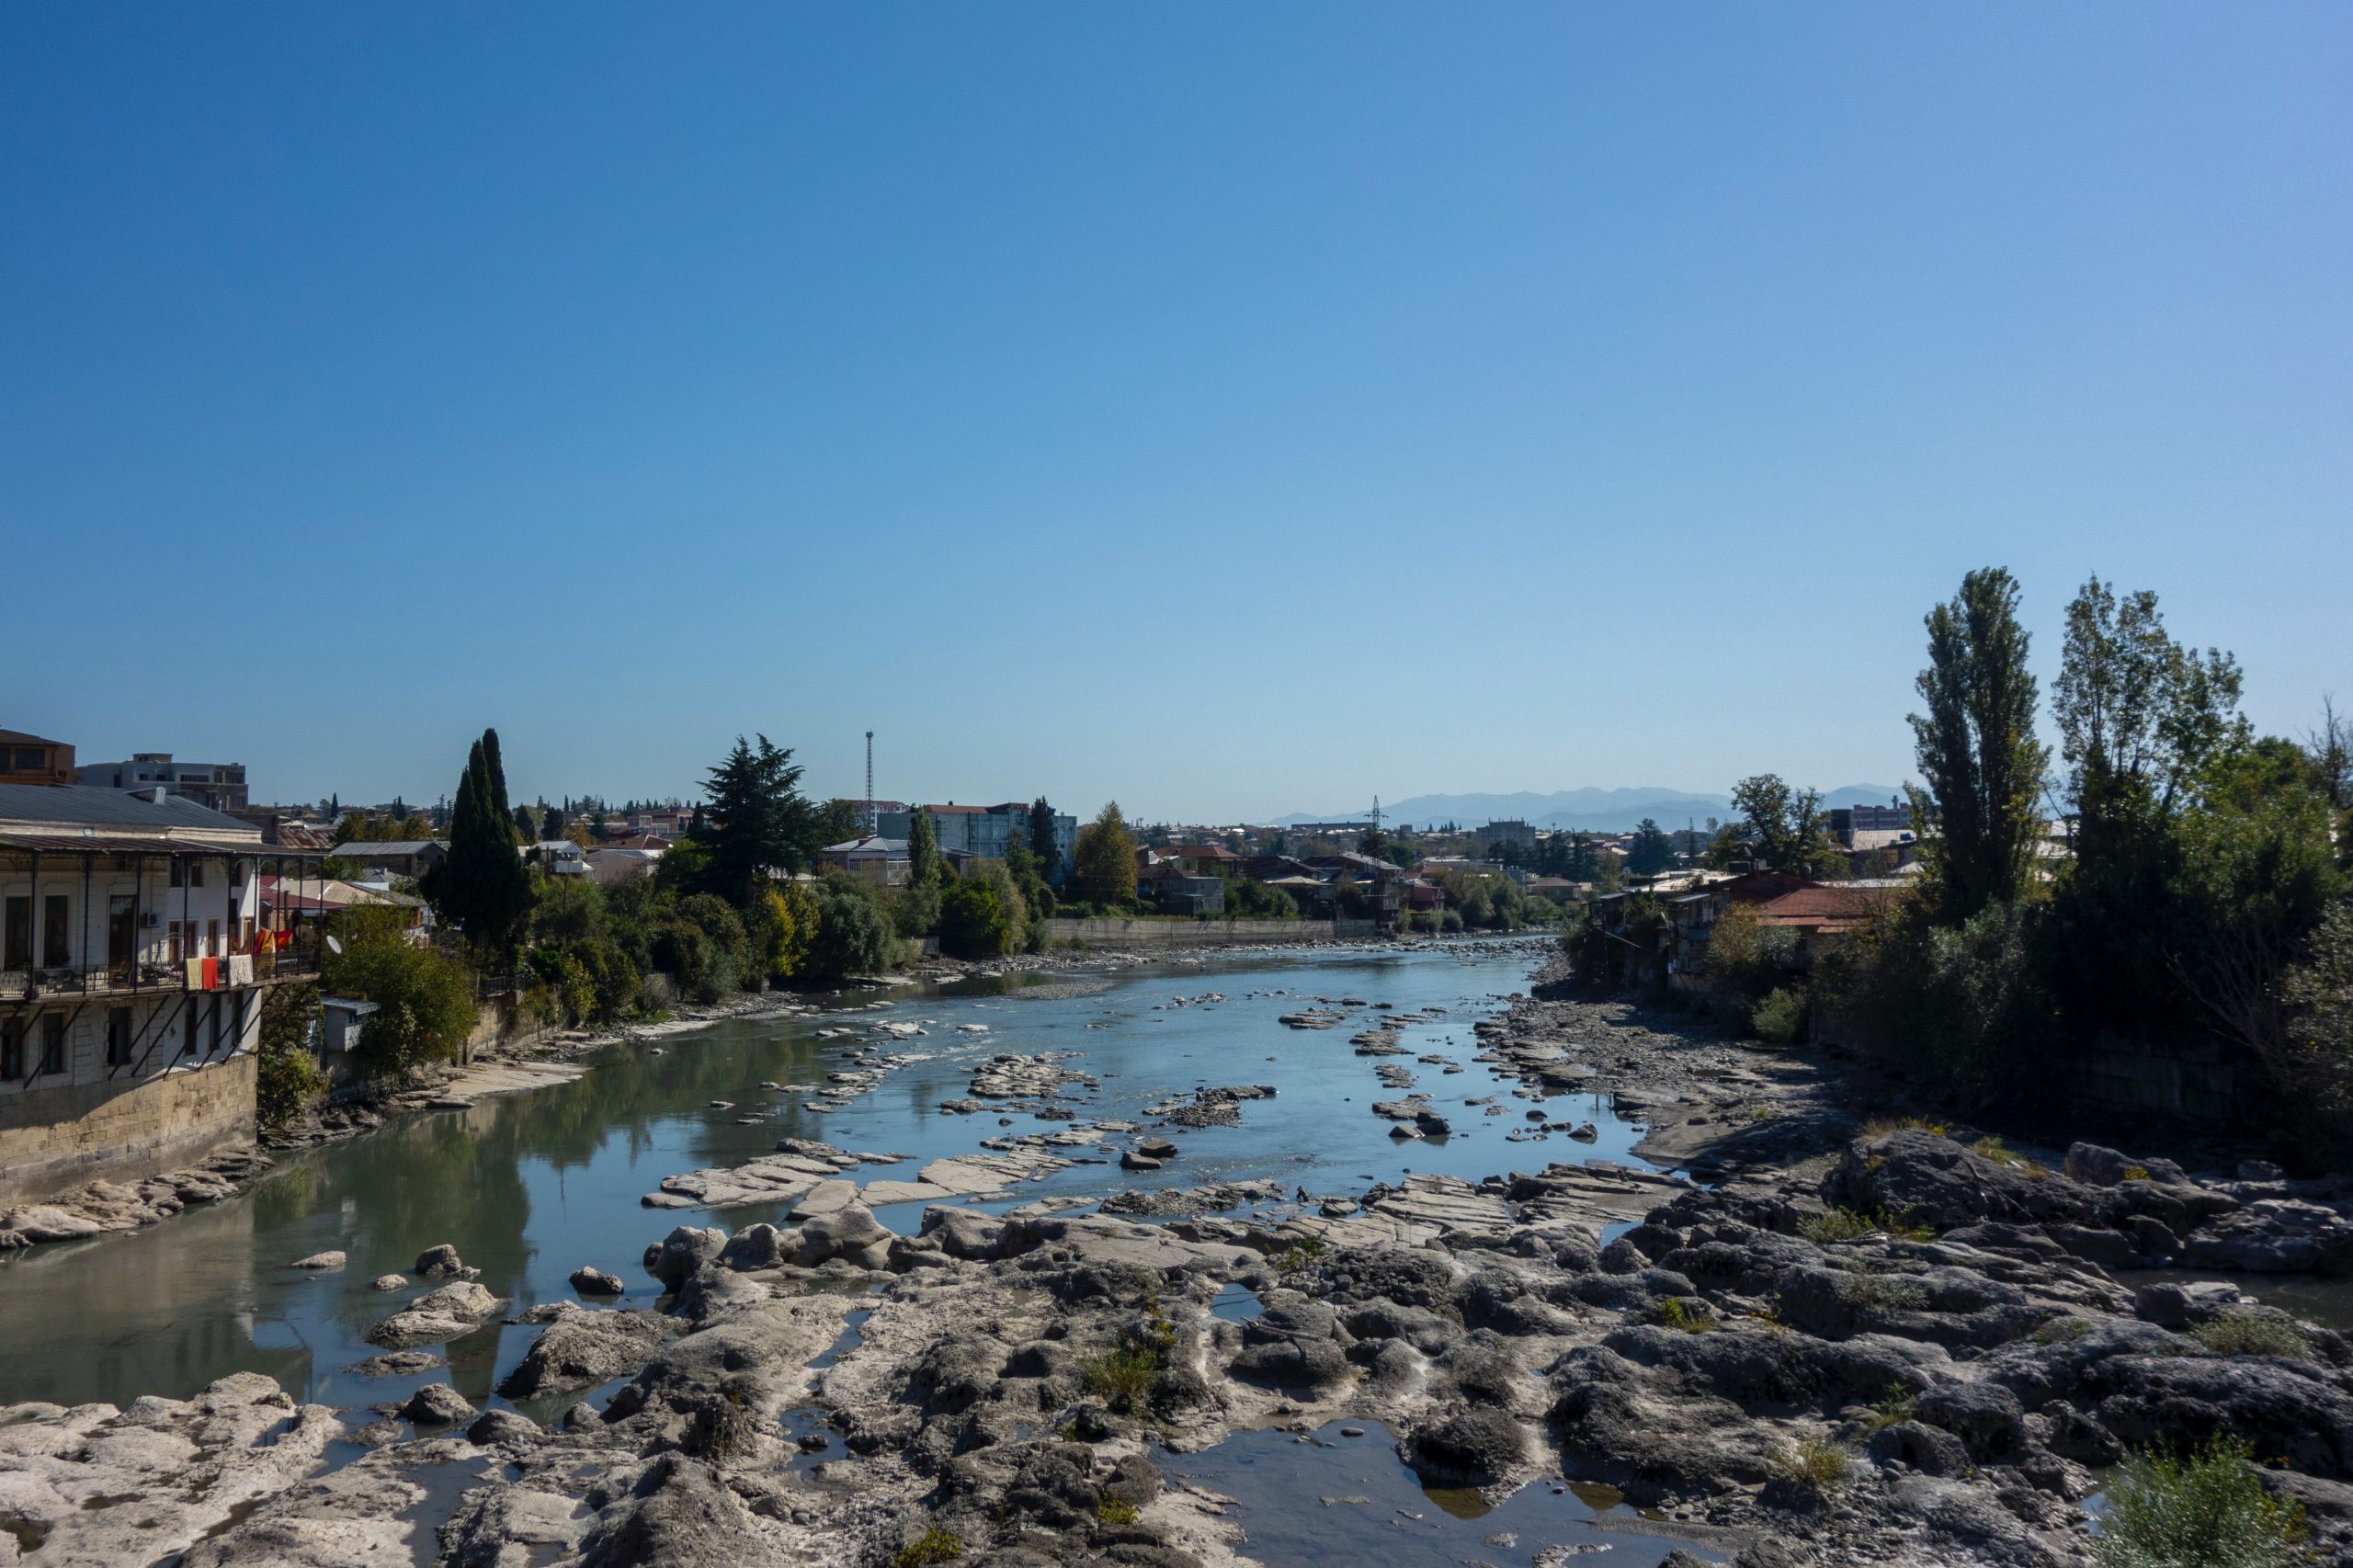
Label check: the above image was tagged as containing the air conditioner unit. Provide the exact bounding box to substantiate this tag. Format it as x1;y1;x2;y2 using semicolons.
142;912;162;928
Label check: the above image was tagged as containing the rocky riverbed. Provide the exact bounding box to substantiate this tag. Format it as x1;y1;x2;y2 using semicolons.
12;944;2353;1566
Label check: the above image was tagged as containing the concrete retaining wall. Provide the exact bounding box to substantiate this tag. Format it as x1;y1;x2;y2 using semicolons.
0;1054;257;1205
1046;917;1377;949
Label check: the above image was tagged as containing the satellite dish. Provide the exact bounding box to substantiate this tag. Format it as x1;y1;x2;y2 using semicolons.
325;935;343;954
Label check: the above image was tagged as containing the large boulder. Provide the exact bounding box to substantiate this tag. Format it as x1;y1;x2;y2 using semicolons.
1824;1130;2097;1231
414;1243;471;1278
644;1225;728;1290
718;1224;787;1272
494;1309;674;1399
2084;1355;2353;1477
792;1202;891;1269
1405;1406;1527;1486
401;1382;476;1426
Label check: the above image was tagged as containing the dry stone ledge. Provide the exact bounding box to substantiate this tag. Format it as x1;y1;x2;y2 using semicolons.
0;1371;339;1567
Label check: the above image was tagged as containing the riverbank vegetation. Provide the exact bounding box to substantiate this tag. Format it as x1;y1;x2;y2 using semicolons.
1579;565;2353;1160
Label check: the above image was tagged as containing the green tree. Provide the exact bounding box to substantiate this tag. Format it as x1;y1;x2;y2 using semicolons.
813;798;864;846
1727;775;1841;878
1074;801;1138;908
1910;567;2049;924
426;731;532;956
1625;818;1675;876
699;735;815;907
802;876;899;982
1029;798;1061;881
2055;574;2248;819
256;982;326;1129
939;876;1012;958
907;809;939;889
321;907;477;1081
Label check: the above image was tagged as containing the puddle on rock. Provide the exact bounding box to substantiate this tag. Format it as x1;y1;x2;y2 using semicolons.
1161;1419;1723;1567
1211;1283;1264;1324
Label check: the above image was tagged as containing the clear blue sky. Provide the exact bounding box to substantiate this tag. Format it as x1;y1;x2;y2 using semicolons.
5;6;2347;823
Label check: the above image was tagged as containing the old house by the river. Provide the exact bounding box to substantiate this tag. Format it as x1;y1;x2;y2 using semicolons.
0;778;322;1203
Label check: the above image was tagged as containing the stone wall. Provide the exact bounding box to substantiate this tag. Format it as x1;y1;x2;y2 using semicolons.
0;1054;257;1205
1045;917;1369;949
2067;1034;2245;1122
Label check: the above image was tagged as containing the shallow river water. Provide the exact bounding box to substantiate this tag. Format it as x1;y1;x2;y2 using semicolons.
0;938;1649;1425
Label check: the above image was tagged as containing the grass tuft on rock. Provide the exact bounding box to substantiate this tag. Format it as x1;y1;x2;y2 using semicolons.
1097;1495;1141;1527
893;1527;963;1567
1862;1383;1918;1432
1771;1436;1850;1491
1080;1301;1177;1414
2186;1312;2316;1360
2092;1435;2306;1568
1654;1298;1718;1334
1802;1207;1932;1244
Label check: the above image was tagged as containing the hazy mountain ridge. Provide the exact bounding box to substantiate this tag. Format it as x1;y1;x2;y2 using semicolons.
1271;783;1905;834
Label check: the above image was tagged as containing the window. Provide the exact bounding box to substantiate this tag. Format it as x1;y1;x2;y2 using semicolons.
42;895;69;969
2;896;28;971
168;860;185;889
207;919;221;958
180;1001;198;1057
0;1020;20;1079
106;1008;131;1067
39;1016;63;1077
13;746;45;770
208;996;222;1056
189;861;205;889
167;922;183;965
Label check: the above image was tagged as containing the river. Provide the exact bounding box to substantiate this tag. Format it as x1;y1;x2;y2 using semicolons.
0;938;1644;1429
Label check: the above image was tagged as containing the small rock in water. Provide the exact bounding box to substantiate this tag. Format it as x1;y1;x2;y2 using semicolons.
290;1250;346;1270
570;1266;627;1295
370;1273;409;1291
1340;1426;1367;1437
414;1243;467;1278
401;1382;476;1426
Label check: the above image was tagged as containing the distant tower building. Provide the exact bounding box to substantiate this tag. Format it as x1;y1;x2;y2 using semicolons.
863;731;876;836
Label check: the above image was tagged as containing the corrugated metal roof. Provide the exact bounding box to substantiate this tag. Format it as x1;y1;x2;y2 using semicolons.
0;830;311;856
0;782;253;831
337;840;445;856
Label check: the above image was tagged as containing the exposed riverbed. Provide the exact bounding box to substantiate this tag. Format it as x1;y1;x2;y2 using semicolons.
0;938;1615;1419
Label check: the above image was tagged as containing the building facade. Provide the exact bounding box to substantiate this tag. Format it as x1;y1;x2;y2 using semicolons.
875;803;1077;879
76;753;250;812
0;783;320;1203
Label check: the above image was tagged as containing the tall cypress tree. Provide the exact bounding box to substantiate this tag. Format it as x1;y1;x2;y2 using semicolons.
431;729;533;956
483;730;517;844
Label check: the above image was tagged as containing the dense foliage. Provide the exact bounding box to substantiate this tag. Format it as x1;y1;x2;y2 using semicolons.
256;981;327;1129
1074;802;1138;908
320;907;477;1081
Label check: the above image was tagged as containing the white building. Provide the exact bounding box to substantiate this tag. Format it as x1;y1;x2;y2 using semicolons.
0;782;322;1202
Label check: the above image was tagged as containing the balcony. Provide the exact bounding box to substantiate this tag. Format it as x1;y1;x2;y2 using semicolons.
0;949;323;1003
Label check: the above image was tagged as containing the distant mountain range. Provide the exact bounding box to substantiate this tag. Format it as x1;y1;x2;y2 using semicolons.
1270;784;1906;835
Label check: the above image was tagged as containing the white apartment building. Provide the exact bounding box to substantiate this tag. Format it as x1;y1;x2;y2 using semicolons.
0;782;323;1201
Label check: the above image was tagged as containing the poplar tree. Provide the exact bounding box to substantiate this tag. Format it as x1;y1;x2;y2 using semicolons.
1911;568;2048;923
907;808;939;888
1029;798;1060;881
